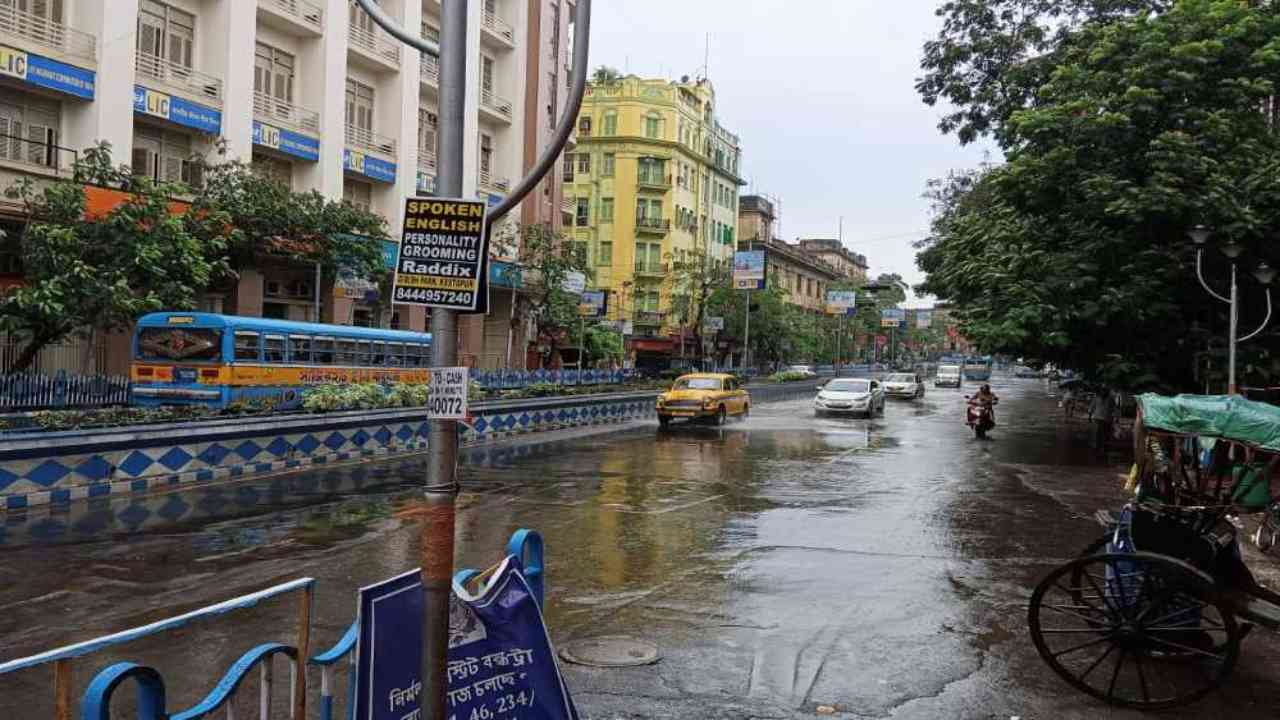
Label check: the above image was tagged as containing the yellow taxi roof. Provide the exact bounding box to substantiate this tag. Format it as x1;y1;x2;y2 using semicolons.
676;373;734;380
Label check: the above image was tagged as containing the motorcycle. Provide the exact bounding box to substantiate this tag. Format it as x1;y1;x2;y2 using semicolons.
965;396;997;438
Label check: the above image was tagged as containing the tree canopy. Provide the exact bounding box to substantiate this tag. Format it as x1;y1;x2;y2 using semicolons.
917;0;1280;389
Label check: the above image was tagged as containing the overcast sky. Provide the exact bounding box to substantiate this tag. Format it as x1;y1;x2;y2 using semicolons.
586;0;995;305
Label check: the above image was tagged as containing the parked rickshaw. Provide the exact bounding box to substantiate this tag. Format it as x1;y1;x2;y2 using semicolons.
1027;393;1280;709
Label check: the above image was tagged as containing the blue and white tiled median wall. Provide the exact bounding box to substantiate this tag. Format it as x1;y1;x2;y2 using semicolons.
0;397;656;512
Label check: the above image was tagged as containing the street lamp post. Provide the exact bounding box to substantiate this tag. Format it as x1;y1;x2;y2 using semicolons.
1188;225;1276;394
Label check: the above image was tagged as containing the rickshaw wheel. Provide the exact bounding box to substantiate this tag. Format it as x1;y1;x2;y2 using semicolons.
1028;552;1241;710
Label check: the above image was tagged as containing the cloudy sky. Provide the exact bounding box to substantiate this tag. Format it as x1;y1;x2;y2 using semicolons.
586;0;995;304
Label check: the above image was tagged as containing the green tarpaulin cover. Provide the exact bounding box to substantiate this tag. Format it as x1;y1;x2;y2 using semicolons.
1138;394;1280;452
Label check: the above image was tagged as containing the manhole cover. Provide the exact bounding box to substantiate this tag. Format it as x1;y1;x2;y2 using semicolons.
558;635;660;667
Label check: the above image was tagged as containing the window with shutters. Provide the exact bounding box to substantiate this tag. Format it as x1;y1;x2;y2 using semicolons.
417;108;437;159
576;152;589;174
348;0;377;36
562;153;573;182
0;89;60;170
601;153;614;177
254;43;295;114
479;132;493;178
343;178;372;211
574;198;588;226
344;78;375;134
138;2;195;75
131;126;202;187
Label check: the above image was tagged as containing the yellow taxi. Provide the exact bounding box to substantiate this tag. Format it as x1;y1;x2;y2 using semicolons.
655;373;750;428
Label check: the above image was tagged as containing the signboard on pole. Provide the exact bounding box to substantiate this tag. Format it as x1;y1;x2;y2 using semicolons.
428;366;469;420
825;290;857;316
880;308;906;328
353;569;424;720
561;271;587;296
392;198;490;311
706;316;725;331
916;310;933;329
733;250;766;290
578;290;607;318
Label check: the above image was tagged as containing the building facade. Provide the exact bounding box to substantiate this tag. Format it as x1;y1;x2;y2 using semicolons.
0;0;573;372
796;238;867;282
564;74;744;367
760;239;840;314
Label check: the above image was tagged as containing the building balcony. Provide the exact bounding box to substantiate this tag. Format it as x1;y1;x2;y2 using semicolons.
479;168;510;195
635;217;670;235
633;310;666;326
344;125;396;159
252;92;319;135
480;9;515;48
348;22;401;71
0;4;96;65
417;148;437;175
561;196;575;215
0;133;77;178
135;51;222;105
479;88;513;123
420;52;439;89
637;173;672;191
256;0;324;37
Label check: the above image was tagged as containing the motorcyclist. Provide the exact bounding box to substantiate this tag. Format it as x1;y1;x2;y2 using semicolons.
970;384;999;425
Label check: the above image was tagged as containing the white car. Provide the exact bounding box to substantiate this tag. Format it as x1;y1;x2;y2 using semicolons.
935;365;962;388
815;377;884;418
883;372;926;399
788;364;818;379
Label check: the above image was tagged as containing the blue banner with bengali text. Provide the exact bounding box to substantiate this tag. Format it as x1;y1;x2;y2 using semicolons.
355;570;425;720
133;85;221;134
252;120;319;162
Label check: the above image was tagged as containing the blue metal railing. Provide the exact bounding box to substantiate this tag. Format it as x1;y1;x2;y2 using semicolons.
469;368;625;390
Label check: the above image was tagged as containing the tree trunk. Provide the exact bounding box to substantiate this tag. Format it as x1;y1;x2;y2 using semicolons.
6;328;62;375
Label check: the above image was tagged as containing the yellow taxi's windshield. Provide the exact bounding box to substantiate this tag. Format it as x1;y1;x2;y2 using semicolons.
674;377;721;391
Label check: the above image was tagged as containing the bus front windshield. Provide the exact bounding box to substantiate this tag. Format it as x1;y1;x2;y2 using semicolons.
136;327;224;362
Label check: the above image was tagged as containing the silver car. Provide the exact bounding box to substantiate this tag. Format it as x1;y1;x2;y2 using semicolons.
883;372;926;399
814;377;884;418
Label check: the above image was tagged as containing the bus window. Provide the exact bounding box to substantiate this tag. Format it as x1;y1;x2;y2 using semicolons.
356;341;374;366
234;331;260;362
387;343;406;366
264;335;286;363
313;337;335;365
337;340;358;366
410;343;428;367
289;335;312;364
371;341;387;366
137;327;224;362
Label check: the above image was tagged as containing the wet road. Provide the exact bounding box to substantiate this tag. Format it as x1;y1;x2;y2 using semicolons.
4;378;1280;718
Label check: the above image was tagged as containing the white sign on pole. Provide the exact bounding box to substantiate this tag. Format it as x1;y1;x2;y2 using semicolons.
706;316;725;331
561;271;587;296
427;367;469;419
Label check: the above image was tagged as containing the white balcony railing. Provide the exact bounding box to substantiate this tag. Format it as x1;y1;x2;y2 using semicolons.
417;149;437;174
479;88;513;121
253;92;320;135
261;0;324;31
481;9;514;44
0;3;96;63
345;125;396;158
136;51;223;104
348;22;401;66
479;168;510;193
420;53;439;86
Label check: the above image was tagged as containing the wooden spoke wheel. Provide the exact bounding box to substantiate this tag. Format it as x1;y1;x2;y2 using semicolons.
1028;552;1241;710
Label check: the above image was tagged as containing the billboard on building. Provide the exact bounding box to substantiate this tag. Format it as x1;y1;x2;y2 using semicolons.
733;251;766;290
579;290;608;318
917;310;933;329
880;308;906;328
825;290;857;316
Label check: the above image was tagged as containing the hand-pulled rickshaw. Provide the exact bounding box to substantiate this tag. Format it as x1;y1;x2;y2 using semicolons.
1027;393;1280;709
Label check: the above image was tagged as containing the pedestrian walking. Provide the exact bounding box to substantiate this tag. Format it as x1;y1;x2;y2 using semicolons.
1090;388;1114;454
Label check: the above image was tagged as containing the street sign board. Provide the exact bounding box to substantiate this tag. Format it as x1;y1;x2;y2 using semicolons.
392;198;490;311
353;569;424;720
916;310;933;329
706;316;725;331
428;366;469;419
579;290;608;318
826;290;857;316
733;250;766;290
561;271;587;296
881;308;906;328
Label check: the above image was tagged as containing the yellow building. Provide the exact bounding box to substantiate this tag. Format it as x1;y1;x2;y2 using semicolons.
564;75;744;367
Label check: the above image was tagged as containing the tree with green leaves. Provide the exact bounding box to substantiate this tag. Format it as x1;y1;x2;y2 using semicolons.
592;66;623;86
918;0;1280;389
666;250;729;365
516;224;592;368
0;143;235;373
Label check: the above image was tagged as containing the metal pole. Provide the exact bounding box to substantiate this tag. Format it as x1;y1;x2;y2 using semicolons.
314;262;321;322
506;286;516;369
1230;263;1239;395
418;1;467;717
743;289;751;371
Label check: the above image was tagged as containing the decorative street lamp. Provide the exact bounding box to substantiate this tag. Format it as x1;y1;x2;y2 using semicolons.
1189;225;1274;394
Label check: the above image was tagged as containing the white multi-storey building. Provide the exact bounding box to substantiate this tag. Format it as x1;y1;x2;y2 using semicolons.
0;0;576;372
